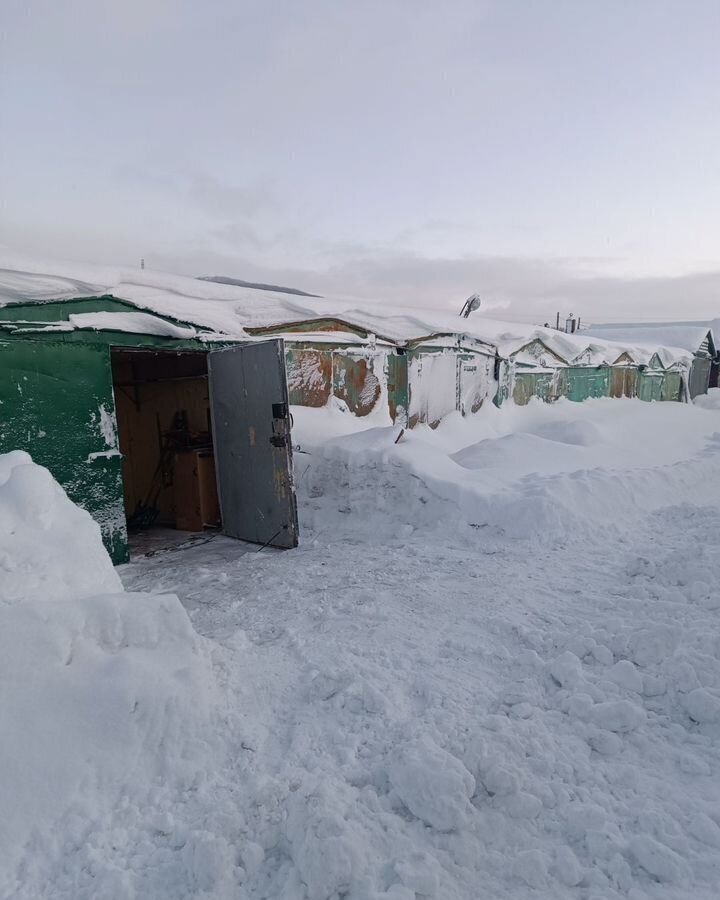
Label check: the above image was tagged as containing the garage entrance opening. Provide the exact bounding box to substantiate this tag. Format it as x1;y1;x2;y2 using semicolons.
111;349;220;544
111;340;299;557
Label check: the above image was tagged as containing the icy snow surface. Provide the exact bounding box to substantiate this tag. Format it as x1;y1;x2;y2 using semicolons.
4;397;720;898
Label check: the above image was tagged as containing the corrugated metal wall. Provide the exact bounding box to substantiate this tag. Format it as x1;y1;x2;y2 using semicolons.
689;357;712;399
0;338;129;562
285;345;400;419
407;348;496;427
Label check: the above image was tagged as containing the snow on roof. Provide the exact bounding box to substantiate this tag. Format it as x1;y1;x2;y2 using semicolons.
0;255;696;367
0;268;108;305
585;322;715;356
67;312;199;340
0;258;326;339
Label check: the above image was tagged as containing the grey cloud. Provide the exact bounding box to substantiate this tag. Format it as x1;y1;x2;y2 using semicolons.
307;254;720;323
210;223;268;252
114;166;277;221
186;174;277;220
141;239;720;324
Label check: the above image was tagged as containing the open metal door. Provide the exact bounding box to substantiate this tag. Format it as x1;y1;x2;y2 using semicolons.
208;340;299;548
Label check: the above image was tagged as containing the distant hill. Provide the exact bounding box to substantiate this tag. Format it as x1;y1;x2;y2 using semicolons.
197;275;320;298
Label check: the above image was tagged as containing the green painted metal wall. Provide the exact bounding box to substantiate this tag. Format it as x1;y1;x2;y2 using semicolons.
637;369;683;402
0;304;226;563
0;295;139;322
386;352;408;424
0;338;128;563
512;369;568;405
660;371;684;402
508;363;684;407
565;366;610;402
0;325;217;353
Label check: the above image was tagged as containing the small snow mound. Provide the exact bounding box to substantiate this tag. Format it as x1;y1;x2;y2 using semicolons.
284;783;366;900
689;813;720;849
526;419;604;447
590;700;646;733
627;626;680;667
388;738;475;831
479;762;520;797
450;431;555;470
554;845;584;886
629;834;688;883
682;688;720;724
513;849;549;888
607;659;644;693
549;650;584;688
694;388;720;409
0;452;121;603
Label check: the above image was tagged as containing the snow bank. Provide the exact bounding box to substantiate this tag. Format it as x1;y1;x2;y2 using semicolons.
294;397;720;542
0;451;121;603
0;453;224;898
694;387;720;410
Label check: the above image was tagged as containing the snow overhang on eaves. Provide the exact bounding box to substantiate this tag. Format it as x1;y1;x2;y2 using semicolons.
569;343;613;366
610;351;637;366
270;331;390;347
246;316;375;341
404;333;497;353
506;338;569;367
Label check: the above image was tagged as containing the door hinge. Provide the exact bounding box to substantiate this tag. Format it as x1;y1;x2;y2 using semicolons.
270;434;288;448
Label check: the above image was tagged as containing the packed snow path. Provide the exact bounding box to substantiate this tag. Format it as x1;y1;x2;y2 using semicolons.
117;404;720;900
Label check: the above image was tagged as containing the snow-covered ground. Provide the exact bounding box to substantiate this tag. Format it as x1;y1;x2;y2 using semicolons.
3;395;720;899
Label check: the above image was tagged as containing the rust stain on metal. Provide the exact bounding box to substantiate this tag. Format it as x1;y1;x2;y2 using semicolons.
272;464;288;501
248;425;256;446
286;349;332;407
333;355;381;417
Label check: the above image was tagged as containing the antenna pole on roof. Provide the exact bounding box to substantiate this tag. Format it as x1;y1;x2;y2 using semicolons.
556;311;560;330
140;258;145;270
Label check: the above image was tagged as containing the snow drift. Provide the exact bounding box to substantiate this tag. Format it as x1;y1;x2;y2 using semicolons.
293;396;720;543
0;453;223;898
0;450;121;603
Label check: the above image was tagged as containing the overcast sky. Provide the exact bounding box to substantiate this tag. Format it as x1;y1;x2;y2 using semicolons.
2;0;719;322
